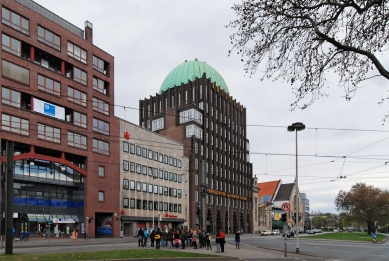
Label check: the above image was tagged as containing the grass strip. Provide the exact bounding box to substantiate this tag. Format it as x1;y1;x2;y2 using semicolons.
0;249;217;261
300;232;385;242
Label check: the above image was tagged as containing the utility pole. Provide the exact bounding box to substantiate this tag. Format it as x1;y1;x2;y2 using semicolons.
5;141;14;254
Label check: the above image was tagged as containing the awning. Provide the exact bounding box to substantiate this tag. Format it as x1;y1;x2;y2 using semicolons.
27;214;37;221
121;216;186;223
71;215;79;222
35;214;45;222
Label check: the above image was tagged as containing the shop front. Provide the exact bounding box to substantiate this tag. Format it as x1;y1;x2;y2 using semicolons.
121;216;186;237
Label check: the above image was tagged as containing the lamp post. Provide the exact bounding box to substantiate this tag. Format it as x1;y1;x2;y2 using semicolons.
287;122;305;253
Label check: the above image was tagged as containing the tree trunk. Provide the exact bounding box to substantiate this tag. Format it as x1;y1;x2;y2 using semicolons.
366;221;372;235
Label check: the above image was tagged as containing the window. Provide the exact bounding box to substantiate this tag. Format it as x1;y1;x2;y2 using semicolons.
148;184;153;193
2;34;21;56
169;172;173;181
130;162;135;172
38;75;60;96
2;7;29;35
148;167;152;176
93;97;109;115
178;189;182;198
154;152;158;161
2;60;29;84
159;202;163;211
73;111;87;128
136;146;141;156
130;180;135;190
67;87;86;106
136;181;141;191
169;157;173;165
2;114;29;135
164;155;168;164
123;142;129;152
164;187;168;196
164;202;168;211
38;26;60;50
130;144;135;154
159;153;163;162
142;183;147;192
153;168;158;178
154;201;158;210
98;191;104;202
93;118;109;135
159;186;163;195
123;198;129;208
67;42;87;64
68;132;87;149
38;123;60;143
93;55;107;74
73;67;87;85
98;166;105;177
169;188;173;196
142;148;147;158
148;201;153;210
169;203;173;212
178;159;182;168
152;118;164;131
123;179;129;189
178;175;182;183
93;139;109;155
136;199;141;209
159;170;163;179
173;188;177;197
174;204;177;212
123;160;129;171
173;158;177;167
178;204;182;213
130;198;135;209
2;87;20;108
164;171;168;180
93;77;107;94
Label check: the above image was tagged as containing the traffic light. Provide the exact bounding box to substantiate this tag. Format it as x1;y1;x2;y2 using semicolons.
281;213;287;222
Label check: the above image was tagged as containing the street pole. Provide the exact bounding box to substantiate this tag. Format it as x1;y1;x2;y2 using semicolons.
288;122;305;253
85;217;88;239
5;141;14;254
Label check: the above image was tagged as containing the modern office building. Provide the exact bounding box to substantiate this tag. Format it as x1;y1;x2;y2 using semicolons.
300;193;310;229
139;59;254;233
119;119;189;236
0;0;120;238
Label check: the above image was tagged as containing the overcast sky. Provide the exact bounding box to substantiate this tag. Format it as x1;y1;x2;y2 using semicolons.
35;0;389;214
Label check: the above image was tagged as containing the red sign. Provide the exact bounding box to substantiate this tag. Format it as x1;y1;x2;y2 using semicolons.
165;212;177;218
121;209;125;215
281;202;290;212
124;131;130;140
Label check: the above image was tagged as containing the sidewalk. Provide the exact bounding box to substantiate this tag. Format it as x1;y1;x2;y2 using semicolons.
1;235;322;260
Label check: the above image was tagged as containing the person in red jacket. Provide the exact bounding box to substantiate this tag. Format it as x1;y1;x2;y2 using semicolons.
219;229;226;252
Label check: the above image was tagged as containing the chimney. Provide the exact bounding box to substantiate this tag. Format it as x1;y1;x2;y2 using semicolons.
84;21;93;44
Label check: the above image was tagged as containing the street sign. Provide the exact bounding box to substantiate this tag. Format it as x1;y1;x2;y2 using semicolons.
281;202;290;212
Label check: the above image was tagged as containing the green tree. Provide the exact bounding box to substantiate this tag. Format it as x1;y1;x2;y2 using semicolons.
227;1;389;118
335;183;389;234
312;216;327;229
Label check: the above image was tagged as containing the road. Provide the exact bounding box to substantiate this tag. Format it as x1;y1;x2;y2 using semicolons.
230;233;389;261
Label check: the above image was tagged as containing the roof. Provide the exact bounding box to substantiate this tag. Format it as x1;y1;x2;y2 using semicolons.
257;180;281;203
159;59;229;94
274;183;294;201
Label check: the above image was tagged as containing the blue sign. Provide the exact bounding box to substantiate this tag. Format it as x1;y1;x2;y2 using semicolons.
44;103;55;116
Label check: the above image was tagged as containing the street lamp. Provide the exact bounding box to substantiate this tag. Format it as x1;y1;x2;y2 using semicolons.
287;122;305;253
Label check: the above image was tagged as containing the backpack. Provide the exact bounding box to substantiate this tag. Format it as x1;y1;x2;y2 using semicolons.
154;233;161;240
144;230;148;238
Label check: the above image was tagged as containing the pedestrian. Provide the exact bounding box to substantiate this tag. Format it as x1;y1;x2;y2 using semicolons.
192;230;198;249
206;231;212;250
219;229;226;252
12;227;15;240
180;228;186;249
215;230;221;253
138;227;144;247
167;229;173;249
72;229;78;244
150;229;155;247
24;230;30;241
188;229;193;247
143;229;149;247
154;228;162;249
235;229;240;249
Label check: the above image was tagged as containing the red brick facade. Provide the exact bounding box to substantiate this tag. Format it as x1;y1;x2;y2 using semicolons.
0;0;120;237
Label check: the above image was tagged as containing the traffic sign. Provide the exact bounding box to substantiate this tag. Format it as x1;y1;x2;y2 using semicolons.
281;202;290;212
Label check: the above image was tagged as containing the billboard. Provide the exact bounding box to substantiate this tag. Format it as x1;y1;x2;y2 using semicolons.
32;98;65;120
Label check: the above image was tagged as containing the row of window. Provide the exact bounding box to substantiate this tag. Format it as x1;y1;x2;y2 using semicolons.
1;113;109;154
2;7;108;75
123;164;183;183
194;192;249;209
123;180;182;197
2;86;109;134
123;198;182;213
122;142;182;168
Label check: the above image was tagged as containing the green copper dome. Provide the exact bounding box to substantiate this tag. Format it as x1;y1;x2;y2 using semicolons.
159;59;229;94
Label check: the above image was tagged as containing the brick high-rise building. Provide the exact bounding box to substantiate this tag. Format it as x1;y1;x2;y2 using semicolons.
0;0;119;237
139;59;253;234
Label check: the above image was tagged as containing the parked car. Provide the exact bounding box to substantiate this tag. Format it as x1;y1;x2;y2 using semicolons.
272;229;280;235
282;230;294;237
261;230;272;236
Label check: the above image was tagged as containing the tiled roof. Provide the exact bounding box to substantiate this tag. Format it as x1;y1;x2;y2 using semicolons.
257;180;280;203
274;183;294;201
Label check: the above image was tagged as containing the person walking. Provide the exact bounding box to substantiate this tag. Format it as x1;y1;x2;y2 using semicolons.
215;230;221;253
72;229;78;244
206;231;212;250
143;229;149;247
235;229;240;249
168;229;174;249
192;230;198;249
154;228;162;249
180;228;186;249
219;229;226;253
150;229;155;247
138;228;144;247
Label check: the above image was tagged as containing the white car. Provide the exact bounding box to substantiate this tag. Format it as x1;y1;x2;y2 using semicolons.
261;230;272;236
272;230;280;235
